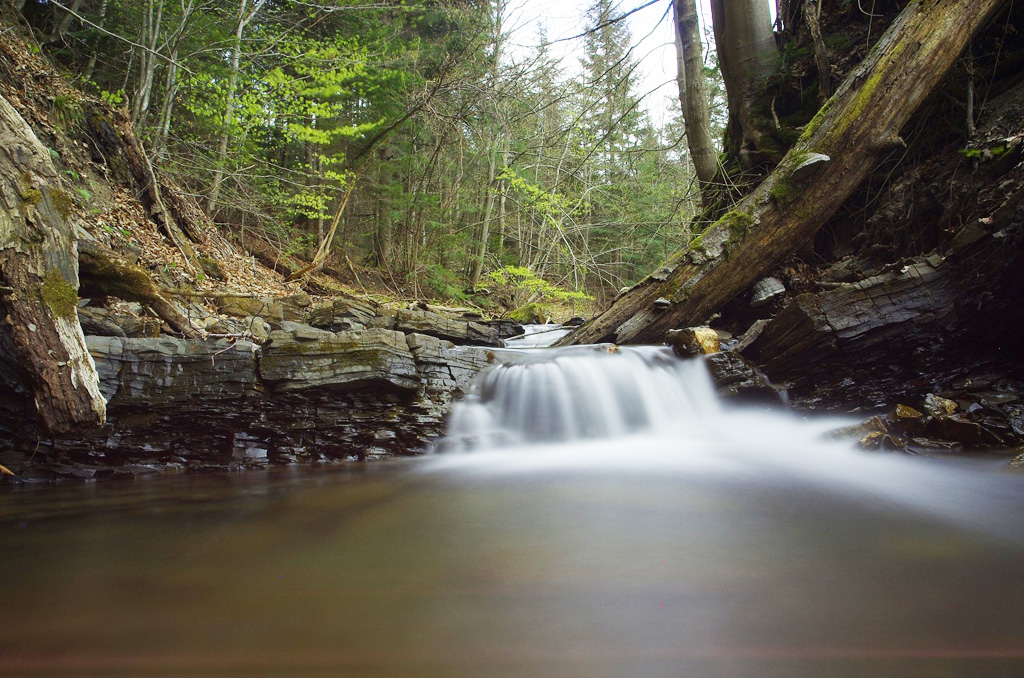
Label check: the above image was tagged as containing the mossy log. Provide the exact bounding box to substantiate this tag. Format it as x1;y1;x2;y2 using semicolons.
562;0;1006;346
0;94;106;433
78;239;202;339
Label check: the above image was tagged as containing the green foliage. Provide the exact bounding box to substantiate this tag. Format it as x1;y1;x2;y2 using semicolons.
420;263;469;302
98;89;125;107
42;0;696;304
486;266;592;308
961;145;1008;159
50;93;83;131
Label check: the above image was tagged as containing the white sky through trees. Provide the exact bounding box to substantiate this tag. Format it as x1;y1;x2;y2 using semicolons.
505;0;776;126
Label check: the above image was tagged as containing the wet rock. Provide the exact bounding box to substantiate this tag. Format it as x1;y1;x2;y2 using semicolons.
406;332;492;395
928;415;987;447
481;318;525;340
702;352;785;405
744;259;956;408
2;308;503;479
750;276;785;308
666;327;720;357
923;393;958;417
838;416;906;451
890;403;925;423
734;319;770;354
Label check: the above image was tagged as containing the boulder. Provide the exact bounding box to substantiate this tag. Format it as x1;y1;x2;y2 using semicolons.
666;326;720;357
509;303;547;325
406;332;493;394
77;306;126;337
280;291;312;322
261;323;419;392
87;336;259;406
218;294;284;321
1;314;499;477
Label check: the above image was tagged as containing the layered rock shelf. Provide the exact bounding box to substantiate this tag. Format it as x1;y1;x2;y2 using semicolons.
0;308;505;481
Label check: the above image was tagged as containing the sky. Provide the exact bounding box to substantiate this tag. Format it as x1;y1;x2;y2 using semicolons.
504;0;775;127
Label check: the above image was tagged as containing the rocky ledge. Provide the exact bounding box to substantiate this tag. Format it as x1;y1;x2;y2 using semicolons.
0;303;510;481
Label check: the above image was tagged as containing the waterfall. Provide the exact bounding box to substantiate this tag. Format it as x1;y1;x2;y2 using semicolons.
439;345;726;451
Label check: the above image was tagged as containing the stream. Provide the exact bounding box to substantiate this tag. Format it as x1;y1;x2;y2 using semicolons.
2;339;1024;676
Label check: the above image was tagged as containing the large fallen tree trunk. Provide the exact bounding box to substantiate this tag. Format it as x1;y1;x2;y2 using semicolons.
562;0;1006;346
77;239;203;339
0;95;106;433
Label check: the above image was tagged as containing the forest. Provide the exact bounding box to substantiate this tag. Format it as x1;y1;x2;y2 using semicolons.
17;0;698;309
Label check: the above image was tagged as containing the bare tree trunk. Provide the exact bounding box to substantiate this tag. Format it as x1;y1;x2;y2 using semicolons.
41;0;83;44
673;0;717;198
83;0;109;82
804;0;832;99
562;0;1007;346
153;0;196;160
207;0;266;217
469;141;499;289
0;95;106;432
710;0;777;160
132;0;164;130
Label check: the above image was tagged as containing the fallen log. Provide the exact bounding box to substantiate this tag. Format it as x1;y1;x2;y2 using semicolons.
562;0;1006;346
0;94;106;433
78;239;203;339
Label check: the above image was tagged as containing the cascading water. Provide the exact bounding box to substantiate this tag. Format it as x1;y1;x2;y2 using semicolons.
440;345;723;450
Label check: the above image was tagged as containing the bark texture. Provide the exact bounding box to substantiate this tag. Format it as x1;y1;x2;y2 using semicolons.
563;0;1007;347
673;0;717;193
710;0;777;157
0;94;106;432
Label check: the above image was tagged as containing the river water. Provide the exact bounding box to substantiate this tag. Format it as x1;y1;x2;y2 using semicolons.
2;345;1024;677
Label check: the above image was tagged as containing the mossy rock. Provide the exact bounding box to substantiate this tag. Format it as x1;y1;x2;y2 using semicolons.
509;303;548;324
